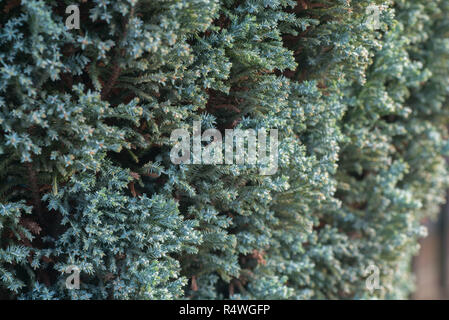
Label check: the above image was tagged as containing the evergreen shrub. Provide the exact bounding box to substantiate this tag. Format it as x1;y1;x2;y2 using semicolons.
1;0;449;299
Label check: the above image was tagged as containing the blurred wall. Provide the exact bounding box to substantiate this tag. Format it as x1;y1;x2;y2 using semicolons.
413;195;449;300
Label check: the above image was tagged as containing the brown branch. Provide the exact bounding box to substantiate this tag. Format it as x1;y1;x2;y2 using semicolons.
101;7;135;100
213;104;241;114
25;162;44;223
3;0;21;13
191;275;198;292
128;182;137;198
228;281;235;297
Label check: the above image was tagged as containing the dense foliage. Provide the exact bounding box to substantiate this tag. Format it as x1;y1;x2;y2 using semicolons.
1;0;449;299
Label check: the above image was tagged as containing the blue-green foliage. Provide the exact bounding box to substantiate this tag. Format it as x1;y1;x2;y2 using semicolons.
0;0;448;299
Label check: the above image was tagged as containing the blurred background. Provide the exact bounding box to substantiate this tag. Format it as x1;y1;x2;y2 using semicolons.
413;190;449;299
